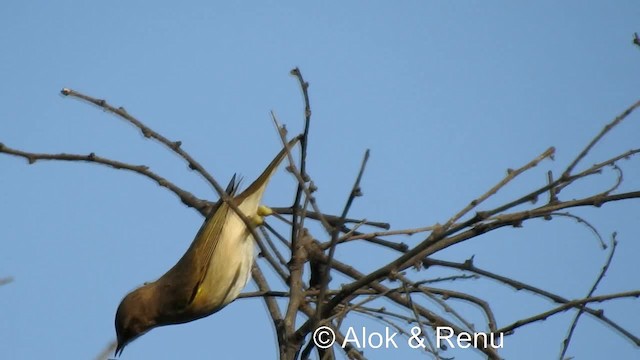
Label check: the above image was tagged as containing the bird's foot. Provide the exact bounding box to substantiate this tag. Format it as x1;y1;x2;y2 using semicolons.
250;205;274;226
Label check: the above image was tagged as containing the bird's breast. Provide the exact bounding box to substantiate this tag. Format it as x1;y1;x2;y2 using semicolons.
192;209;256;314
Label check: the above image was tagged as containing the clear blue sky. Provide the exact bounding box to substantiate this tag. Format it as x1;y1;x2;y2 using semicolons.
1;2;639;359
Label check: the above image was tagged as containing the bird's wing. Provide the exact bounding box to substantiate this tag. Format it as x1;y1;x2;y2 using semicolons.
155;176;239;313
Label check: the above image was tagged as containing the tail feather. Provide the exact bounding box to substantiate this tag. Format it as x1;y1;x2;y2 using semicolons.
235;136;300;209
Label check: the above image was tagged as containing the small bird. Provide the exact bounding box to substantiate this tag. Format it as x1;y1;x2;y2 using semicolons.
114;136;299;356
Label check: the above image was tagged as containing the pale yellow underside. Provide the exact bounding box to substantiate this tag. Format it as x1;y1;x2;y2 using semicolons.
191;179;268;312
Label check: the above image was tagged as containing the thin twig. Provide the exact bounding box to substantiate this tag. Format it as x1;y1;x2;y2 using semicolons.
289;67;313;245
484;147;640;224
316;150;370;318
561;98;640;179
559;233;618;359
331;225;434;248
270;207;389;229
260;224;289;267
424;256;640;345
549;212;606;249
498;291;640;339
443;147;555;230
271;113;333;233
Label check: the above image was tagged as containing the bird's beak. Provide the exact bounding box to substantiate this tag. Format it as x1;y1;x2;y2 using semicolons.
115;341;125;357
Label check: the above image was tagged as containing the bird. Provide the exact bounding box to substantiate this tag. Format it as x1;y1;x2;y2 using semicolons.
114;136;300;356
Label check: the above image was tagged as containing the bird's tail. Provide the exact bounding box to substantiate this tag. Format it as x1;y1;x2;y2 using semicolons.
235;135;301;208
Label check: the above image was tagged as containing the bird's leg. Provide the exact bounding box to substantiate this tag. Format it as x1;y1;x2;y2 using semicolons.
249;205;274;226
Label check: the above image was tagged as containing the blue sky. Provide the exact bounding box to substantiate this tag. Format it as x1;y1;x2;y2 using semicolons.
1;2;639;359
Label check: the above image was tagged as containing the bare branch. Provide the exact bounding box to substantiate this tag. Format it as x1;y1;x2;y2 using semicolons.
0;143;207;212
59;88;240;204
561;98;640;179
444;146;555;229
498;291;640;341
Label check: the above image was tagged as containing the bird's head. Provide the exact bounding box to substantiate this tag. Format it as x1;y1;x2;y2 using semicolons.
114;285;157;356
